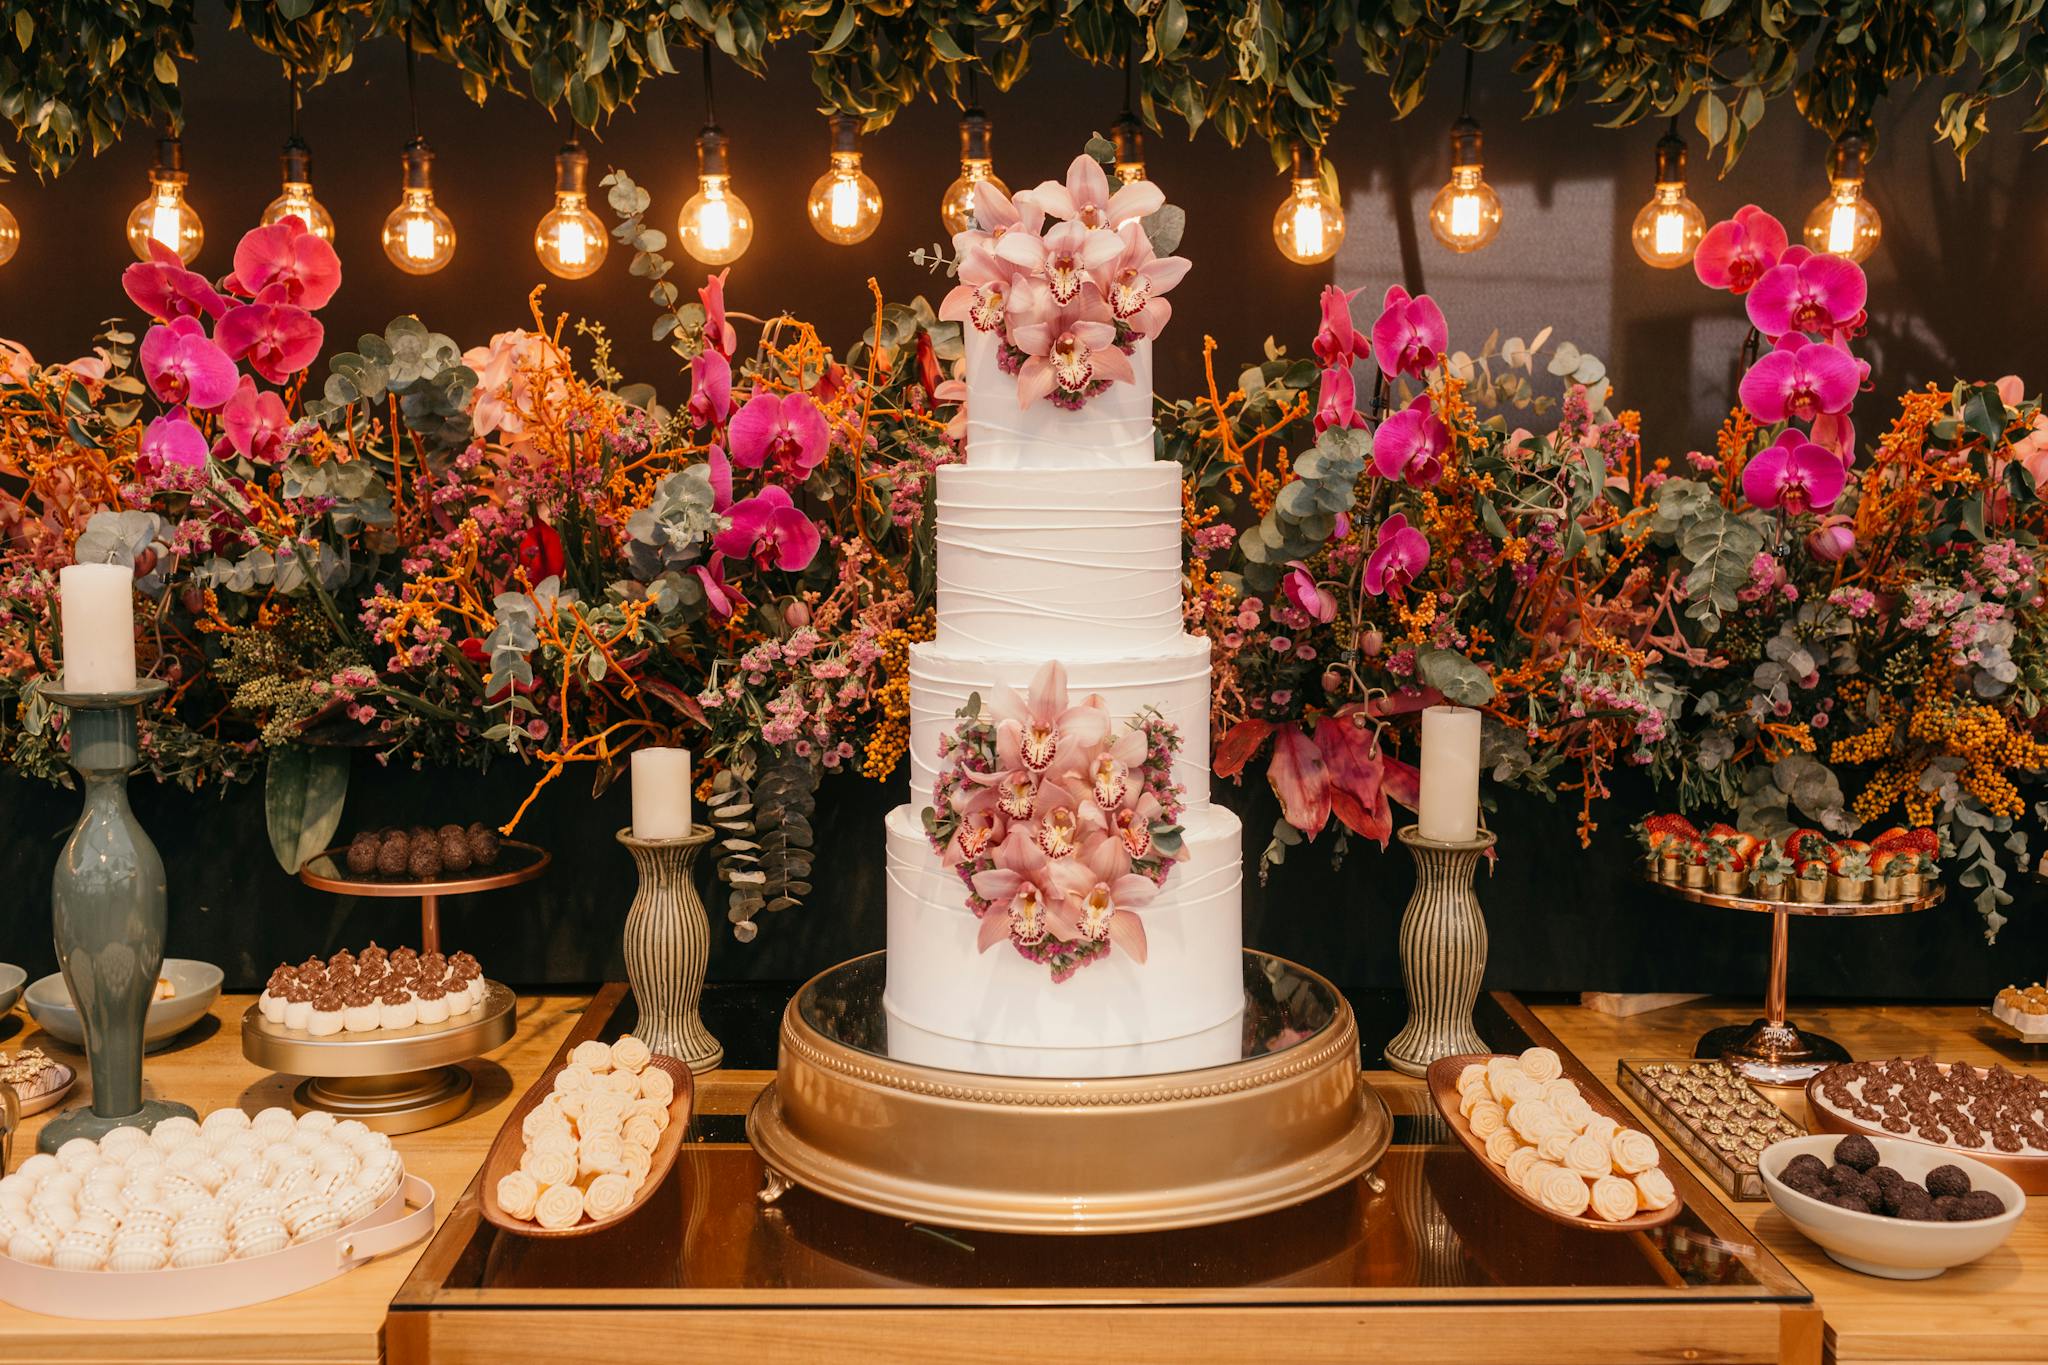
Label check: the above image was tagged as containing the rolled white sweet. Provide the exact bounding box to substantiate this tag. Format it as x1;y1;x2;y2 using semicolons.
1610;1128;1660;1176
578;1132;626;1175
1634;1168;1678;1211
1554;1095;1595;1131
53;1229;109;1271
1537;1166;1591;1218
1536;1128;1576;1163
1518;1159;1563;1198
1493;1069;1542;1106
533;1182;586;1230
622;1114;664;1154
230;1216;289;1259
625;1096;670;1131
296;1110;337;1136
169;1229;231;1268
56;1137;102;1174
551;1064;597;1095
1502;1146;1540;1190
7;1228;53;1265
1538;1077;1581;1106
109;1233;170;1272
497;1170;541;1221
529;1130;579;1161
1507;1099;1558;1143
15;1153;61;1185
1590;1175;1640;1222
637;1068;675;1106
1580;1114;1620;1147
1455;1062;1488;1096
582;1171;634;1221
582;1093;631;1131
570;1040;615;1074
609;1035;653;1075
521;1147;579;1189
200;1108;251;1137
1482;1127;1522;1167
597;1069;641;1097
1565;1133;1613;1180
251;1107;297;1142
1518;1046;1564;1084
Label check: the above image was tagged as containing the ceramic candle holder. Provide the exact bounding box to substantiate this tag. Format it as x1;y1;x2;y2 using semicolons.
1384;824;1497;1078
40;679;196;1151
616;826;722;1073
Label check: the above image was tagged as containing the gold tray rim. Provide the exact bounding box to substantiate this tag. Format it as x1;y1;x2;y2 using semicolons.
1640;873;1943;918
297;841;550;898
239;980;517;1076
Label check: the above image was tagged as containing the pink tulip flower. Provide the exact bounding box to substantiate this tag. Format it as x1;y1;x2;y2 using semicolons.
1371;285;1448;381
1282;561;1338;622
688;348;732;430
699;270;737;357
1372;394;1449;486
1739;340;1860;424
1030;153;1162;231
1746;252;1866;340
1694;204;1788;295
1364;513;1430;595
222;376;290;464
1743;430;1847;515
215;291;323;385
711;485;821;572
140;316;237;410
122;241;226;323
1314;284;1366;368
140;408;208;470
1313;365;1368;433
227;218;341;310
728;390;830;481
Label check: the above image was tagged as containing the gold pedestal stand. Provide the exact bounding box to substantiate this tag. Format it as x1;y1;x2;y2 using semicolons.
1646;877;1941;1085
240;981;517;1133
298;841;551;954
748;950;1390;1235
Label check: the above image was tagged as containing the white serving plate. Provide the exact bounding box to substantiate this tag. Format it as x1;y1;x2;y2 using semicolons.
0;1174;434;1319
24;959;222;1051
1759;1134;2025;1279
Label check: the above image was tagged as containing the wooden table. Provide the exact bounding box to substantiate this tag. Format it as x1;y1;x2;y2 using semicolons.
1538;998;2048;1365
0;992;585;1365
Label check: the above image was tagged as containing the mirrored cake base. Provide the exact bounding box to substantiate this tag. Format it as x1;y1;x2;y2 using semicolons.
746;950;1390;1234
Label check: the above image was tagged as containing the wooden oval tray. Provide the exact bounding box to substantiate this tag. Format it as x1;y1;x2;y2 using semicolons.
1426;1053;1684;1233
1806;1061;2048;1194
479;1052;695;1238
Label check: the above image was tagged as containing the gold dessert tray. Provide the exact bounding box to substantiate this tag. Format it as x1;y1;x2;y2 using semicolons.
299;840;549;955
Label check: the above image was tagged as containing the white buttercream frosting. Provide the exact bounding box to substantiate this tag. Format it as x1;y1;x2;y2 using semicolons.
962;328;1155;469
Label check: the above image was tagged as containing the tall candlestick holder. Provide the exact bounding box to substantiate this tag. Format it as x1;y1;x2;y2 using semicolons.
617;827;721;1073
1384;824;1496;1078
39;679;195;1151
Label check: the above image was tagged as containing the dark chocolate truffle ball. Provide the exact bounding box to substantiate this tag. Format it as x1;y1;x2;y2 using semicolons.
1783;1154;1829;1187
346;835;379;875
439;830;473;873
438;822;466;841
1831;1168;1882;1208
1957;1189;2007;1221
1893;1188;1940;1221
375;834;410;877
1784;1171;1828;1199
1933;1194;1964;1220
1825;1189;1872;1213
407;841;443;880
1924;1164;1972;1199
466;824;501;866
1833;1134;1881;1171
408;825;434;846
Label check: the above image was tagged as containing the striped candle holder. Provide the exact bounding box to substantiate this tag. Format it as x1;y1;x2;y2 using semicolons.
616;827;722;1074
1383;825;1497;1077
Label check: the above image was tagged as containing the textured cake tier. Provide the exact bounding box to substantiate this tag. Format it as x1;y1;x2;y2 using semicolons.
933;462;1184;656
962;328;1155;468
908;636;1213;806
883;802;1245;1050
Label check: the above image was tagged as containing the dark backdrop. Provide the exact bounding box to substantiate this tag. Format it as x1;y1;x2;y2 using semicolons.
3;15;2045;997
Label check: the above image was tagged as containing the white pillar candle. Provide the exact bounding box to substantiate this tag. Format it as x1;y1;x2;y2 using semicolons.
58;563;138;694
630;747;693;840
1417;705;1482;843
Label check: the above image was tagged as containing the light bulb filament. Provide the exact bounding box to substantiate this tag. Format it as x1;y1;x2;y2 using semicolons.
1653;211;1684;257
1290;189;1326;259
829;176;861;230
1827;199;1858;255
405;213;436;260
149;193;183;250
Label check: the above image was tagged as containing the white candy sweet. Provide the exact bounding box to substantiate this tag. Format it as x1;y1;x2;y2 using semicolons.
108;1234;170;1272
0;1172;36;1202
291;1203;342;1243
168;1229;230;1268
230;1215;289;1259
55;1137;103;1173
251;1107;297;1142
53;1228;110;1271
569;1040;615;1074
200;1107;251;1135
189;1157;232;1194
99;1126;148;1157
295;1110;337;1135
290;1128;325;1154
330;1119;371;1145
8;1228;53;1265
15;1153;60;1184
608;1035;653;1075
333;1184;378;1229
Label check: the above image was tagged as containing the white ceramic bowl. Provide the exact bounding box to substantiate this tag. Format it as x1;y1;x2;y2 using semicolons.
1759;1133;2025;1279
24;959;223;1051
0;962;25;1017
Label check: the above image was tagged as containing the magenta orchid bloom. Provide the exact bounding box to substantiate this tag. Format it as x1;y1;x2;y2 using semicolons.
140;408;208;470
1372;394;1449;487
691;553;746;619
970;832;1063;951
1314;365;1369;434
996;218;1121;306
1739;340;1860;424
1806;516;1856;562
712;485;821;572
1743;430;1847;515
227;218;341;310
1282;561;1338;623
1371;285;1448;381
1010;288;1134;407
139;316;237;410
1313;285;1366;368
1694;204;1788;295
699;270;737;357
1104;219;1189;340
222;376;291;463
1048;836;1156;961
1030;153;1162;231
1364;513;1430;595
215;291;323;386
687;348;732;429
121;241;225;323
729;390;830;481
989;660;1110;779
1746;251;1866;340
1809;410;1856;466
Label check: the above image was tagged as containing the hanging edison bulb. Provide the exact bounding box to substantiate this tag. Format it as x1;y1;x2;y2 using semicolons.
1272;144;1345;265
678;125;754;265
1803;131;1882;262
533;139;607;279
381;136;456;275
1111;110;1146;185
0;198;17;268
260;137;335;240
1428;115;1502;253
940;108;1009;235
1630;124;1705;268
125;137;204;264
807;114;882;245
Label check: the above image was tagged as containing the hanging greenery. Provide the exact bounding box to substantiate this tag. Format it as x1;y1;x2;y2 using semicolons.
3;1;2043;178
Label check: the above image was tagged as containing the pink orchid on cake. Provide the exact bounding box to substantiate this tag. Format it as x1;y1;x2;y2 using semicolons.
924;660;1186;982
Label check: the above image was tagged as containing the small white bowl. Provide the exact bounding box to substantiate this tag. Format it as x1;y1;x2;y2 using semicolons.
1759;1134;2025;1279
25;960;222;1052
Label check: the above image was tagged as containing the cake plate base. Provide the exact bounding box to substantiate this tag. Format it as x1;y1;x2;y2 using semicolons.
748;950;1390;1235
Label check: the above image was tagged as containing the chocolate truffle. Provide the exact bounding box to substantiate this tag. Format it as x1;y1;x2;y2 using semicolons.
439;829;473;873
375;834;410;877
1824;1189;1872;1213
1893;1188;1940;1221
408;840;443;880
466;823;501;867
1783;1154;1829;1187
1827;1167;1882;1208
1958;1190;2007;1220
1932;1194;1964;1219
1924;1164;1972;1199
1833;1135;1881;1171
347;833;379;875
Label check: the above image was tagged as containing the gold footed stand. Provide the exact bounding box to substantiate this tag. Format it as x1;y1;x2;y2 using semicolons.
748;950;1391;1235
297;840;550;955
1646;876;1942;1085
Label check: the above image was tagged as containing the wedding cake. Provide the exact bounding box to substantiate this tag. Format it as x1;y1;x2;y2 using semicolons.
882;155;1245;1055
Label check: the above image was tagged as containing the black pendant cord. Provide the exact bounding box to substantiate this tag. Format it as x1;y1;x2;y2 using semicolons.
1459;47;1474;119
286;70;300;141
405;29;420;141
701;41;717;127
1121;39;1134;120
966;62;978;110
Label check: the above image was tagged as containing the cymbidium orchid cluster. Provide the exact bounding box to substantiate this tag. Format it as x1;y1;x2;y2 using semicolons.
940;152;1189;411
924;661;1186;982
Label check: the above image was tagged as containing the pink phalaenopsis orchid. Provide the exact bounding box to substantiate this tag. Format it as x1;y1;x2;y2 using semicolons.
712;485;821;572
1314;365;1368;433
121;241;225;323
1364;513;1430;595
1372;394;1449;486
699;270;737;357
687;349;731;429
1371;285;1448;381
227;218;341;309
1048;837;1157;961
1009;287;1133;407
1103;219;1188;339
1694;204;1788;295
1030;153;1162;231
140;407;208;470
1282;561;1338;623
691;554;746;619
1313;284;1366;368
997;218;1122;306
729;390;829;481
139;316;237;410
222;376;290;464
1746;251;1867;340
1739;339;1861;424
215;290;323;386
1743;430;1847;515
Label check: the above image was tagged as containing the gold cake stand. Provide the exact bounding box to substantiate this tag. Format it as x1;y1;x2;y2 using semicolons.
299;841;550;955
747;950;1391;1235
1646;876;1942;1085
240;981;517;1133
